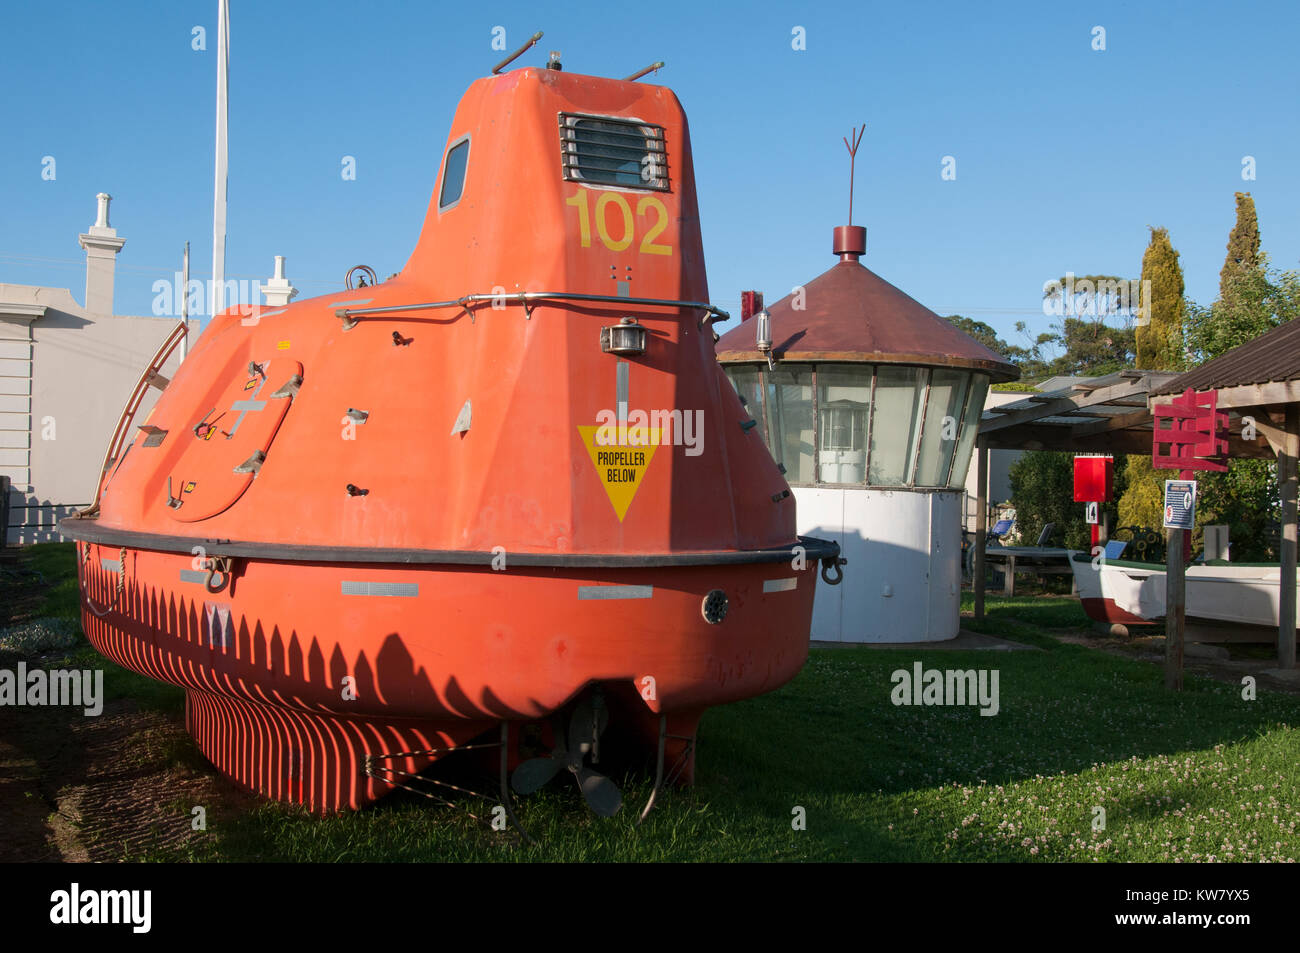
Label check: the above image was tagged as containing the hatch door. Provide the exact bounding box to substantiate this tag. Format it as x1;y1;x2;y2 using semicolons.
165;358;302;523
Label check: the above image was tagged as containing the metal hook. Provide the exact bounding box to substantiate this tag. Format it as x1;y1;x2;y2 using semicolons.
821;556;846;586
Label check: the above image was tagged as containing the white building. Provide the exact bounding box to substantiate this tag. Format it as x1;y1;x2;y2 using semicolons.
1;195;198;543
717;224;1019;643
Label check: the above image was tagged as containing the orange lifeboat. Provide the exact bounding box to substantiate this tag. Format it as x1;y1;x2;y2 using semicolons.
61;63;842;817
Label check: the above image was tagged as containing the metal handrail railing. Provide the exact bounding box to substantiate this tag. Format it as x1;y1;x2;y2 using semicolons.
335;290;729;329
76;319;189;518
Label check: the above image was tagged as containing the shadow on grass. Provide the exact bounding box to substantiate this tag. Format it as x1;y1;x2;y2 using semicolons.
7;543;1298;862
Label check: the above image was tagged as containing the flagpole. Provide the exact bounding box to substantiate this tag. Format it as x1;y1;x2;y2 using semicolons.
180;240;190;363
211;0;229;322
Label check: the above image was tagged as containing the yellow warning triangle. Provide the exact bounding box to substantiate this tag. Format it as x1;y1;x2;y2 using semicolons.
577;425;661;522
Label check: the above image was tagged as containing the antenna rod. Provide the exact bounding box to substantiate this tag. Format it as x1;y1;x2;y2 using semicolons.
842;123;865;226
492;31;543;74
624;61;665;82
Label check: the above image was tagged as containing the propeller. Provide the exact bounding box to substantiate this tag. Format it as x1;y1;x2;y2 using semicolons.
511;694;623;817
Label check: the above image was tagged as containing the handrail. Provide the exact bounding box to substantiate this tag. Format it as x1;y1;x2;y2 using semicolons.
334;290;729;329
76;319;189;518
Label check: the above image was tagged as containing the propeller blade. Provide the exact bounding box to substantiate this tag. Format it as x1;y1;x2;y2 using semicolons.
511;756;562;795
576;768;623;817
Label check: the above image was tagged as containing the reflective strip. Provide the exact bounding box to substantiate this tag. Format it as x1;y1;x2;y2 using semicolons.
341;581;419;597
100;558;122;572
230;399;267;413
578;584;653;600
180;569;209;584
763;577;798;593
332;298;372;308
257;308;287;319
617;361;629;422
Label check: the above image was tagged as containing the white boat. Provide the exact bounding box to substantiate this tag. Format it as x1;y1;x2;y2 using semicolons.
1068;551;1300;633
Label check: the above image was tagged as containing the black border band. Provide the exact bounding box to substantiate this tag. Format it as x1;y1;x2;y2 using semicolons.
58;518;839;569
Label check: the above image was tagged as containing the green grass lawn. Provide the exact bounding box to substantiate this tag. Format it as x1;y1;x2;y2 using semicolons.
6;544;1298;862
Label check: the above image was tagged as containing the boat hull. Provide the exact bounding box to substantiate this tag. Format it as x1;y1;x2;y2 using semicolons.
1069;551;1300;632
74;538;821;810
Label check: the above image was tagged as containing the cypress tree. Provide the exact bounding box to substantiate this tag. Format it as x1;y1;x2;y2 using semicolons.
1219;191;1261;299
1134;226;1185;370
1123;228;1189;539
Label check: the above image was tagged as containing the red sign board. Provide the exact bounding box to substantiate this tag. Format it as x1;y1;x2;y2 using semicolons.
740;291;764;322
1152;388;1228;473
1073;455;1113;502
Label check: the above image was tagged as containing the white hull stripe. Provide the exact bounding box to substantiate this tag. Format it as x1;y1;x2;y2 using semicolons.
341;581;419;597
578;585;653;600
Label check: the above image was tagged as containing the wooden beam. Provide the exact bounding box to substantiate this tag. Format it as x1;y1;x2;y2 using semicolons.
1280;405;1298;670
981;425;1155;454
1071;409;1151;437
1160;379;1300;411
982;423;1275;459
980;379;1152;433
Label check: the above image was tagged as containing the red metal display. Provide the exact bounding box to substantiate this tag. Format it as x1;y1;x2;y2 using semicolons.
1152;388;1229;473
1073;455;1114;502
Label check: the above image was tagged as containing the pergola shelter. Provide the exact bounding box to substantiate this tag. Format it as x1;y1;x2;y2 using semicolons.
1151;318;1300;669
972;349;1297;668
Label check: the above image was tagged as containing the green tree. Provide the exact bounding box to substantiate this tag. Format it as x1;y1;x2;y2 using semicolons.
1048;317;1136;376
1183;194;1295;561
945;314;1055;379
1117;454;1165;534
1123;229;1188;536
1134;227;1186;370
1008;451;1126;551
943;315;1012;355
1219;191;1260;296
1185;255;1300;362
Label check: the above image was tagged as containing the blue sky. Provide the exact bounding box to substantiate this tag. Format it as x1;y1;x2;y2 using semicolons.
2;0;1297;348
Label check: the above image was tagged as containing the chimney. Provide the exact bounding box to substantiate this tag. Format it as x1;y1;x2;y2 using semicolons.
78;193;126;314
260;255;298;306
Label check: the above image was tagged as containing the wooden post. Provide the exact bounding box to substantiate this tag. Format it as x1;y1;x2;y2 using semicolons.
974;442;988;621
1004;554;1016;597
1165;525;1185;691
1279;405;1298;669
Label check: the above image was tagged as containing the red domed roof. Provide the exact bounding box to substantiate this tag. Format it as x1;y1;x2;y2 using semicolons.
716;244;1019;382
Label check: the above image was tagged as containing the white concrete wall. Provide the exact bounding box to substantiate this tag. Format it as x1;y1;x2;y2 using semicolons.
797;486;963;643
1;283;196;544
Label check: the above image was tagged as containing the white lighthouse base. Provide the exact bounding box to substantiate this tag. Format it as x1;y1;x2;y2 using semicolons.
795;487;962;643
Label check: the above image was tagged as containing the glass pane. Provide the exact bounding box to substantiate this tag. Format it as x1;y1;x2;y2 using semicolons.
817;365;871;484
724;366;767;444
439;139;469;209
916;369;969;487
766;366;815;484
949;374;989;489
867;366;925;485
